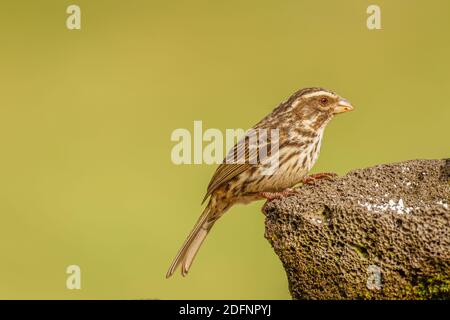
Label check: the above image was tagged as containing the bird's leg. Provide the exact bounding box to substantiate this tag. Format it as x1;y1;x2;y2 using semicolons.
302;172;338;185
259;188;295;214
260;188;296;214
260;188;296;201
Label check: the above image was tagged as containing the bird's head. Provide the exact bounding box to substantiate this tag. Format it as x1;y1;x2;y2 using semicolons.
288;87;354;129
295;87;354;115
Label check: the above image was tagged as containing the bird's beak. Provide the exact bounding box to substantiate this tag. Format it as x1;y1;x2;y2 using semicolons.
333;99;354;114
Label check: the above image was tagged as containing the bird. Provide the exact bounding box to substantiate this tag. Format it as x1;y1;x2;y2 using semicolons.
166;87;354;278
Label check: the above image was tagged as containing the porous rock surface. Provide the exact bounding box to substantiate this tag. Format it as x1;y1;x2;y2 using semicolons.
263;159;449;299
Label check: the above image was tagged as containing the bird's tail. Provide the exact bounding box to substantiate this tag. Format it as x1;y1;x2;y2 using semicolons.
166;203;217;278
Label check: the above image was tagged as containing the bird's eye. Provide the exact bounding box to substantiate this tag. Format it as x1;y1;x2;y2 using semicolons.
319;97;329;105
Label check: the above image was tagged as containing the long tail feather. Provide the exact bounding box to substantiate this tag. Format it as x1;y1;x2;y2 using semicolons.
166;204;215;278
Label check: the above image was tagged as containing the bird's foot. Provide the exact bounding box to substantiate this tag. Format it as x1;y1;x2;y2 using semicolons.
302;172;338;185
260;188;296;201
260;188;296;213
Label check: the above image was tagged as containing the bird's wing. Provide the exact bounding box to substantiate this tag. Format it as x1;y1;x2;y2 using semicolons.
201;163;252;204
201;131;272;204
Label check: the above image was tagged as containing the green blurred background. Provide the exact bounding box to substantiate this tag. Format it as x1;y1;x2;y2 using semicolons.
0;0;448;299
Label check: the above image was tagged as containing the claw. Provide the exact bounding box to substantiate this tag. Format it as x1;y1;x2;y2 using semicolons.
260;188;296;201
302;172;338;185
260;188;296;214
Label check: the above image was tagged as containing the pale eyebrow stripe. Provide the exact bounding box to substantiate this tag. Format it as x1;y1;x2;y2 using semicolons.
301;91;336;99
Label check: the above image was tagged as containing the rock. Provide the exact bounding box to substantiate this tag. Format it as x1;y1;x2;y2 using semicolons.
263;159;450;299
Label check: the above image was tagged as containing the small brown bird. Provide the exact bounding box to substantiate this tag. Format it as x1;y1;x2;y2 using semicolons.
166;87;354;278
